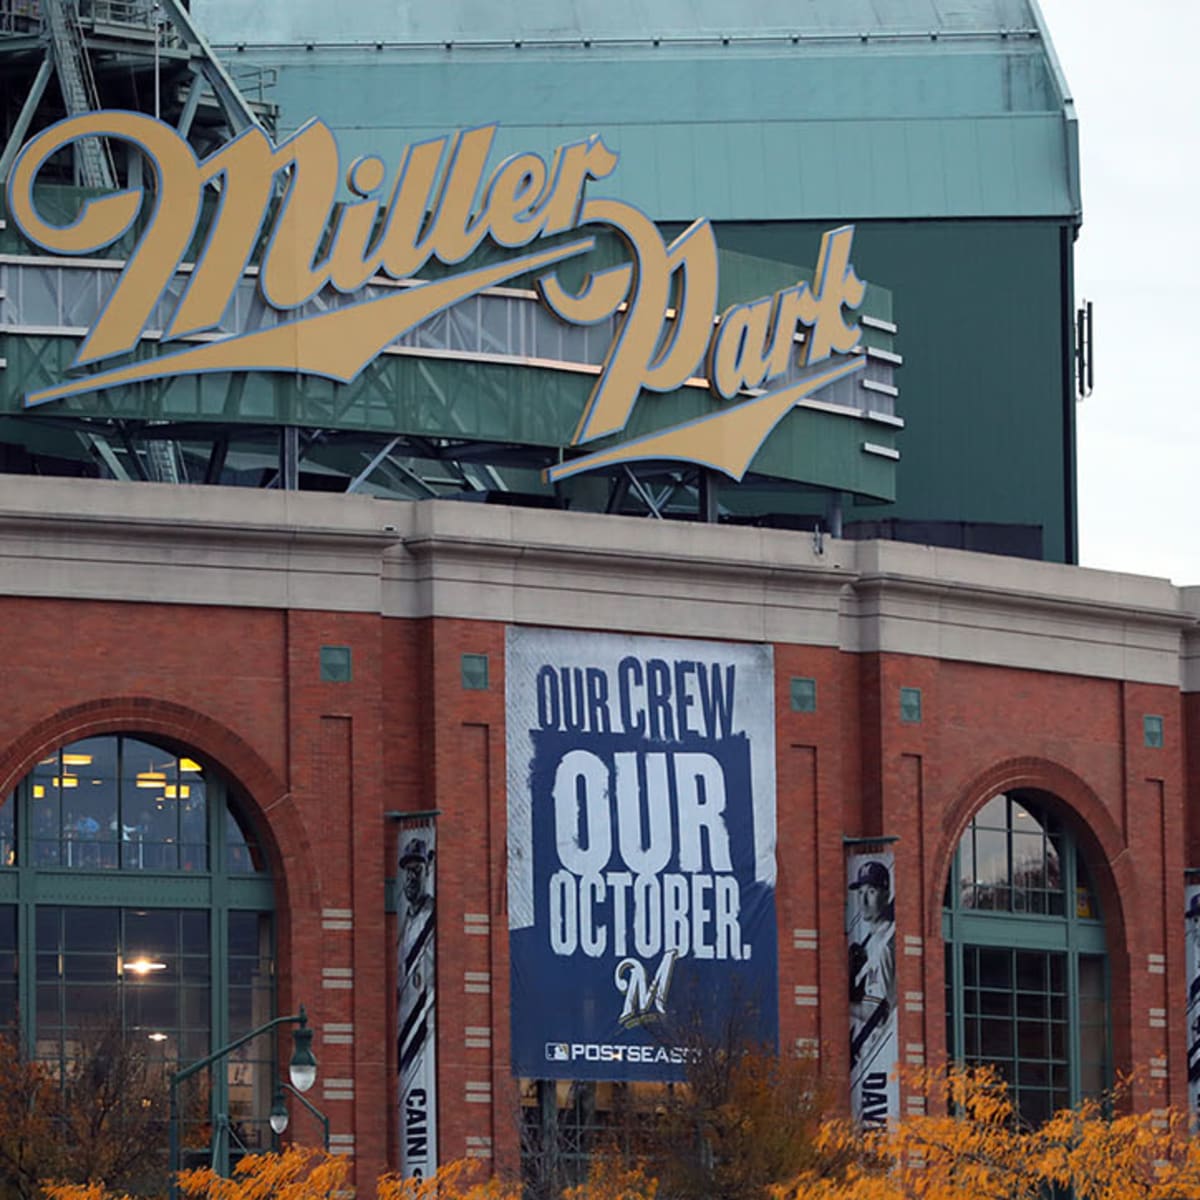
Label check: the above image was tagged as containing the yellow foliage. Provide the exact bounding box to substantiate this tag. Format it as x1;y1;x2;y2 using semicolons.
560;1155;659;1200
377;1157;520;1200
37;1073;1200;1200
176;1145;352;1200
773;1066;1200;1200
44;1185;136;1200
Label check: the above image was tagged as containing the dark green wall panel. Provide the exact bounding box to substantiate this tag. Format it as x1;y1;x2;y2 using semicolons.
696;219;1073;561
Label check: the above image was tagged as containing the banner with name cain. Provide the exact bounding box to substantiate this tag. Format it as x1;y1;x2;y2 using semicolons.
847;846;898;1127
506;626;778;1082
1186;882;1200;1124
397;818;437;1178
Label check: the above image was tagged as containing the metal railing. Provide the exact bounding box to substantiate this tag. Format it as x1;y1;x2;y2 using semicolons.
0;0;42;35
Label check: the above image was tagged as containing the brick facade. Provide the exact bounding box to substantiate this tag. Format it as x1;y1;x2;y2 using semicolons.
0;482;1196;1189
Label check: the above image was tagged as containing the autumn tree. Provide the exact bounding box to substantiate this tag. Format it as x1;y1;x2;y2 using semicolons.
0;1023;170;1200
518;1003;842;1200
57;1021;170;1192
775;1065;1200;1200
379;1156;521;1200
0;1035;63;1200
649;1008;844;1200
176;1145;351;1200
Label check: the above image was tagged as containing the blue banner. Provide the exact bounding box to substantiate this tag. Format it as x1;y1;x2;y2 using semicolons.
507;628;777;1081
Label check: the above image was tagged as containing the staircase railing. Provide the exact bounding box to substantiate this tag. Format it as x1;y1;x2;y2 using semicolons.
43;0;117;188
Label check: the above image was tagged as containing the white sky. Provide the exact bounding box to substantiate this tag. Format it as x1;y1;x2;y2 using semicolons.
1035;0;1200;584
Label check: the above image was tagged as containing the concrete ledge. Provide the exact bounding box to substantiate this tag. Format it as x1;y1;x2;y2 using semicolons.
0;477;1195;687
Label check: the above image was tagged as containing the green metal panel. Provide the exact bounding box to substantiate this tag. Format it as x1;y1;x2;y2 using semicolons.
187;0;1077;223
0;215;901;500
195;0;1039;44
217;52;1074;220
27;871;215;907
703;218;1073;561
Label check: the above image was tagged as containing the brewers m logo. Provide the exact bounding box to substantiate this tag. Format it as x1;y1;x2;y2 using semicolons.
8;114;871;483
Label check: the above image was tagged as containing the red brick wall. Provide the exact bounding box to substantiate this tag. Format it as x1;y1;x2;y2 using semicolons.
0;599;1190;1187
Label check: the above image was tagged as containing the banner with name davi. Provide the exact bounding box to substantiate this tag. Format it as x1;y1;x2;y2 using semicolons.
1186;883;1200;1124
507;627;778;1081
847;846;898;1126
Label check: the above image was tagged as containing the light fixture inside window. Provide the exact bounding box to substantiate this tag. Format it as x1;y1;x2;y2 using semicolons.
33;784;45;799
180;758;202;773
148;1032;169;1042
52;775;78;789
136;772;167;789
61;753;94;766
124;957;168;976
162;785;191;800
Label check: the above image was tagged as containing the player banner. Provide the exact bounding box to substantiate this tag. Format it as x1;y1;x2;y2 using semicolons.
397;818;437;1177
847;846;898;1126
1187;882;1200;1124
507;627;778;1081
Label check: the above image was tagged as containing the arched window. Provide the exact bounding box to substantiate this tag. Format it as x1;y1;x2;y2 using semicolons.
942;790;1108;1126
0;734;276;1168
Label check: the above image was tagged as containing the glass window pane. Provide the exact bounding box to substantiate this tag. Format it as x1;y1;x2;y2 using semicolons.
1017;1020;1049;1059
963;946;978;987
122;788;180;871
226;808;265;875
0;906;15;1031
0;905;17;952
180;779;208;873
127;981;178;1029
0;794;13;868
973;828;1009;909
1019;1090;1051;1127
1011;830;1044;907
980;989;1012;1017
62;766;118;868
181;985;211;1029
63;983;120;1025
31;776;62;866
66;907;118;952
181;912;209;956
978;949;1012;989
36;983;61;1026
975;794;1008;828
978;1018;1013;1059
1046;835;1062;890
36;908;61;949
64;953;117;982
1016;952;1047;992
125;910;178;960
1075;855;1100;920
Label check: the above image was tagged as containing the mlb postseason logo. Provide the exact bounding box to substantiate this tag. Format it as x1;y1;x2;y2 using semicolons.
507;627;778;1082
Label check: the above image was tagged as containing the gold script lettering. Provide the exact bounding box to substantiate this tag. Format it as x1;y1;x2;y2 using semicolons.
7;111;201;364
540;202;718;444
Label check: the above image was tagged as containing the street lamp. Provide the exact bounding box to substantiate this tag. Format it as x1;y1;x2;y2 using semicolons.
168;1006;317;1199
270;1081;331;1151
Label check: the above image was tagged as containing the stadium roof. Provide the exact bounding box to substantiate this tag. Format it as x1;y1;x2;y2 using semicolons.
194;0;1078;223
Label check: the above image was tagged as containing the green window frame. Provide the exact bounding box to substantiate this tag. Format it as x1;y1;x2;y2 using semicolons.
942;789;1109;1125
0;733;277;1173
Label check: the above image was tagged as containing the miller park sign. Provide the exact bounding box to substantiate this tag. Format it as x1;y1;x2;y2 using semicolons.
3;113;901;489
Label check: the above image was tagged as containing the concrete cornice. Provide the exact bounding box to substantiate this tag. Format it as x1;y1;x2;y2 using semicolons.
0;477;1197;688
853;570;1195;633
